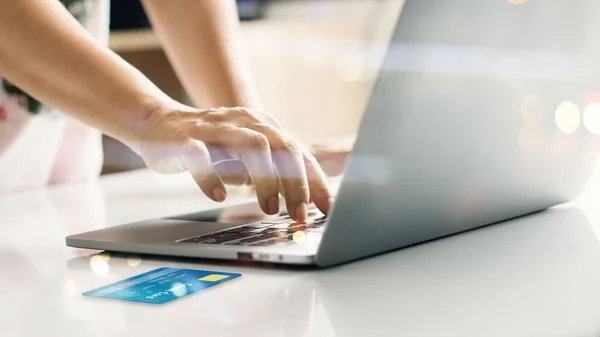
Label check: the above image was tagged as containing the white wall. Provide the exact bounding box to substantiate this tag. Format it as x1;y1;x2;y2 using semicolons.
242;0;403;142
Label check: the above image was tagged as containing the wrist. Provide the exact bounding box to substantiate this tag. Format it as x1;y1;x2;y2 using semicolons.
114;95;182;156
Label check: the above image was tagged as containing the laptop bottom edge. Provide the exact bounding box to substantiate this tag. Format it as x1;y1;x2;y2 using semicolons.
66;238;317;266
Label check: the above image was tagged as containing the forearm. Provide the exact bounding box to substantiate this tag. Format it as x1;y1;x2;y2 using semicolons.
141;0;262;109
0;0;172;151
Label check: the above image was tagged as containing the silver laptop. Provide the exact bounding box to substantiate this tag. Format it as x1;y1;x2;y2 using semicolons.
67;0;600;267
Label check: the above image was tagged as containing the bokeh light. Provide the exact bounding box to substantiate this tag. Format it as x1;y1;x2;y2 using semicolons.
584;93;600;106
555;101;581;134
507;0;528;4
97;252;110;262
583;103;600;135
90;255;109;276
126;255;142;267
292;231;307;243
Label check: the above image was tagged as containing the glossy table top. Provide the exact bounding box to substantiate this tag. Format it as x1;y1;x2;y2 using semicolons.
2;169;600;337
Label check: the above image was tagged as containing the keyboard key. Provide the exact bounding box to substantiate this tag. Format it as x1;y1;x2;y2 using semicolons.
206;234;250;244
199;232;229;239
275;233;295;244
221;227;254;234
240;233;282;245
220;233;264;245
269;223;294;229
223;232;282;246
259;218;290;225
249;231;309;246
179;217;327;246
180;227;255;243
244;222;275;229
180;236;203;244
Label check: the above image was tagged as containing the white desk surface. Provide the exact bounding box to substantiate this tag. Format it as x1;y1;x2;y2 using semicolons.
1;169;600;337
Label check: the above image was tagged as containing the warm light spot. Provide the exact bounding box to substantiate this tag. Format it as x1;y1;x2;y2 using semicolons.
335;52;365;82
90;255;109;276
507;0;527;4
521;94;546;126
126;255;142;267
584;93;600;106
97;252;110;262
555;101;581;134
292;231;307;243
583;103;600;135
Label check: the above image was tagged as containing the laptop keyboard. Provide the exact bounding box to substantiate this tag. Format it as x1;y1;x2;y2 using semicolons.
178;215;327;247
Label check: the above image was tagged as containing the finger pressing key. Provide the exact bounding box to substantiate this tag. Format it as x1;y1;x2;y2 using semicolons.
301;149;334;215
193;124;280;215
180;140;226;202
249;124;310;222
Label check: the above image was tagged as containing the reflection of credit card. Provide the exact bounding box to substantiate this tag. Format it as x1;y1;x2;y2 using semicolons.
83;267;241;304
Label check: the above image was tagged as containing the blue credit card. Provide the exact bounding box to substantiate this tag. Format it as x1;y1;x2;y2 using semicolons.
83;267;241;304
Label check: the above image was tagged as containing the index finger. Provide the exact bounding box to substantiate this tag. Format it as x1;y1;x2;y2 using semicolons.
192;124;280;216
301;150;334;215
248;124;310;222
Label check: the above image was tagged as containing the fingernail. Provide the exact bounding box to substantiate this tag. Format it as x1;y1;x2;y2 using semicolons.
296;202;308;222
213;187;226;202
268;197;279;215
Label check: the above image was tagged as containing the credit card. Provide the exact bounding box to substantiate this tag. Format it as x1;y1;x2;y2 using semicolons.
83;267;241;304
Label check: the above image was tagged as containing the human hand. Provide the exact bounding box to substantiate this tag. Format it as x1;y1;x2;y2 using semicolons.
137;101;333;222
214;137;353;225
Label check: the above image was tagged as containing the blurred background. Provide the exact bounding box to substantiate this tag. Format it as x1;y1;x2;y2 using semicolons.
102;0;403;174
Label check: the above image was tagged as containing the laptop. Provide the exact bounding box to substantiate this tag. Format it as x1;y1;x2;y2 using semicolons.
67;0;600;267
